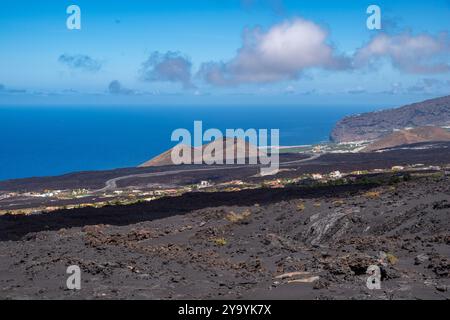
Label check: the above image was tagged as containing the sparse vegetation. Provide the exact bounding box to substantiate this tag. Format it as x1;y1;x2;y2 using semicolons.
386;253;398;265
332;200;345;206
212;237;227;246
297;202;305;212
431;172;445;180
363;191;381;199
225;210;251;223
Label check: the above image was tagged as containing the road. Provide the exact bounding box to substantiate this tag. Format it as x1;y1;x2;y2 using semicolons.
96;154;321;192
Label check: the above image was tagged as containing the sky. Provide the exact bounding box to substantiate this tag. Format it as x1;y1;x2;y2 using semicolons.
0;0;449;106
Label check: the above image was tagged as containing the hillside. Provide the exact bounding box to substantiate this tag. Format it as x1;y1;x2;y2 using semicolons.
140;137;261;167
139;146;196;167
1;173;450;299
331;95;450;143
363;126;450;152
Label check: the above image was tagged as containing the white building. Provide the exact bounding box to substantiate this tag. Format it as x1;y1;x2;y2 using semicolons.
198;181;212;189
329;171;343;179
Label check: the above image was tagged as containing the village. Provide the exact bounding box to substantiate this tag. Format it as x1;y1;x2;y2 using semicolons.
1;162;448;217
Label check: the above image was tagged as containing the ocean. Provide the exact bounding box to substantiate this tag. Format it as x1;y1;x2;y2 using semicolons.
0;105;379;181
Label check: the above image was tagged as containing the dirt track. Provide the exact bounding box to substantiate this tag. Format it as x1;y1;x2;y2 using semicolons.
2;142;450;193
0;174;449;300
97;154;321;192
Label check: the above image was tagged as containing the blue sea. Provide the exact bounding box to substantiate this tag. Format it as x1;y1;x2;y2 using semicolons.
0;105;380;181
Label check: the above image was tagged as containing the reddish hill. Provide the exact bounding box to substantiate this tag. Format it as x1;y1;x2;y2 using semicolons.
139;145;196;167
139;137;262;167
363;126;450;152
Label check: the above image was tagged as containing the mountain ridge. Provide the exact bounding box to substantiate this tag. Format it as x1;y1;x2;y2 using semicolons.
331;95;450;143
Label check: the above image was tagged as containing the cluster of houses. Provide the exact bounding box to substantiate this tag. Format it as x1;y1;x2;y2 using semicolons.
1;162;449;217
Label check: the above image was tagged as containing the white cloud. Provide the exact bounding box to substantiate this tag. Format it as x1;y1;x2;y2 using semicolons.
354;32;450;74
199;18;350;86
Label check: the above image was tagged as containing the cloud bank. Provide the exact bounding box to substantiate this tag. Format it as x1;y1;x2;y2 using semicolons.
0;84;26;94
58;54;102;72
198;18;350;86
108;80;134;95
140;51;195;89
407;78;450;94
354;32;450;74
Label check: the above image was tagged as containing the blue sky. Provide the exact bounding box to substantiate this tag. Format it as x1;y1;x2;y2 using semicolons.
0;0;449;106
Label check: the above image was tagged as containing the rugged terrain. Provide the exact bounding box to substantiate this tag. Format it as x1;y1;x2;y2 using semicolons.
1;140;449;300
331;95;450;143
0;171;449;300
